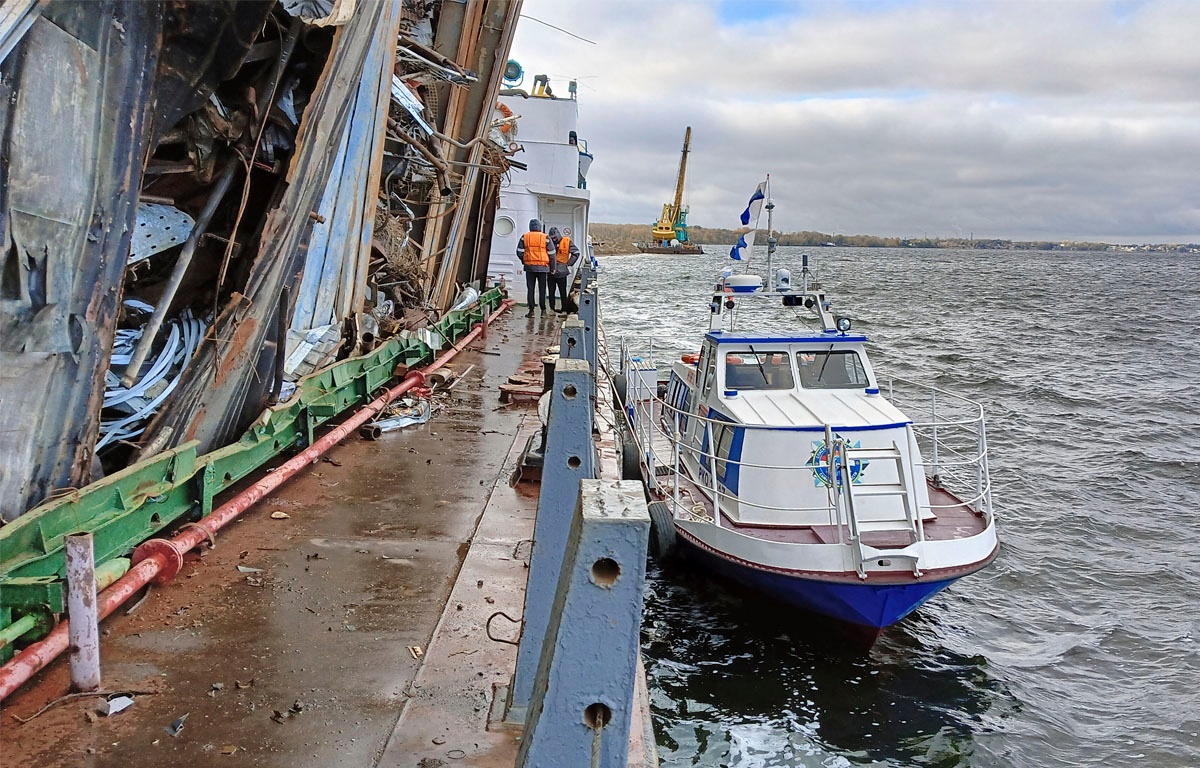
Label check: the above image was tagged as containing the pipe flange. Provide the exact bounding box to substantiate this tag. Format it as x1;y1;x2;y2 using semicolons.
132;539;184;585
406;370;427;387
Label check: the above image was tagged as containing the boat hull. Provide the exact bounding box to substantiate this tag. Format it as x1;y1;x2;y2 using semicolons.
676;530;960;630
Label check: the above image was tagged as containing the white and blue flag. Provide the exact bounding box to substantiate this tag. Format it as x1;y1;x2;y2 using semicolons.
728;233;751;260
731;179;768;260
741;182;767;226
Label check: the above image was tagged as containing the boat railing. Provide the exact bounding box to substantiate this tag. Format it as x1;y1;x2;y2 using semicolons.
665;410;844;520
621;369;844;523
885;376;993;519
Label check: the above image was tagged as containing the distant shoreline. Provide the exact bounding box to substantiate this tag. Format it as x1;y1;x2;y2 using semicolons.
588;223;1199;255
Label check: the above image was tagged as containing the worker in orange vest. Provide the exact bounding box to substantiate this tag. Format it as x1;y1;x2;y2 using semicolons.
547;226;580;313
516;219;556;317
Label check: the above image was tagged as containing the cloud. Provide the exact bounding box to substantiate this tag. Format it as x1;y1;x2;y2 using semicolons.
509;0;1200;242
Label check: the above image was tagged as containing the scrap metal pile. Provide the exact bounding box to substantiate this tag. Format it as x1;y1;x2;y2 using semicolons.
0;0;523;522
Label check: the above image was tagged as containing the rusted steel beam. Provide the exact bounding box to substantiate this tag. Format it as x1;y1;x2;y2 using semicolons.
432;0;522;307
418;0;485;295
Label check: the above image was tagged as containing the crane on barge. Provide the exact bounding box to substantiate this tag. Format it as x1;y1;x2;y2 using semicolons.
640;126;703;254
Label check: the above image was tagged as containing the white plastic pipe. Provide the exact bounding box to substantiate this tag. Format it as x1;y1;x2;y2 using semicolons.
65;533;101;692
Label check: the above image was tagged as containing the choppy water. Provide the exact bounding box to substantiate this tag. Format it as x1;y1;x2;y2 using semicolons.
599;246;1200;767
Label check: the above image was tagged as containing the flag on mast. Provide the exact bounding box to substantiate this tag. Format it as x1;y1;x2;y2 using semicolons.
741;182;767;226
730;179;768;260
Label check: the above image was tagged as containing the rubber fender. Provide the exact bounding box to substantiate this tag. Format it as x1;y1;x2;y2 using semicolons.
647;501;678;559
616;413;641;481
612;373;628;408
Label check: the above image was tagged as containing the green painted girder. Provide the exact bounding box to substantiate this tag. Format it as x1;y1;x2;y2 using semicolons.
0;289;502;657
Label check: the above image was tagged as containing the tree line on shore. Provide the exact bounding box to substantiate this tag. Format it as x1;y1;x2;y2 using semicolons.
588;222;1193;255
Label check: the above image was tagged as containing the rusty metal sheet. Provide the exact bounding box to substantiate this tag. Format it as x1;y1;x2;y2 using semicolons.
0;5;160;520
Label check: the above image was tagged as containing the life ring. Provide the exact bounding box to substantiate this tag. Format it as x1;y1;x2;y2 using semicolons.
495;101;514;134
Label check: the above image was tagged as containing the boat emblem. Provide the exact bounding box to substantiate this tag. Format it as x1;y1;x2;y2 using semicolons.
806;437;868;488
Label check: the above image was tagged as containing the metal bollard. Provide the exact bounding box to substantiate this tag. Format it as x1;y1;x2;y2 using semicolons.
65;533;101;692
509;359;596;722
516;480;651;768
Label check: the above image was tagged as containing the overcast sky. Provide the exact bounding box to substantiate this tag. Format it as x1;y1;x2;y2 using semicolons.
507;0;1200;243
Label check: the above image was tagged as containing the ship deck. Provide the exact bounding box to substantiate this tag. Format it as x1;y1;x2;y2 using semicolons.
0;312;653;768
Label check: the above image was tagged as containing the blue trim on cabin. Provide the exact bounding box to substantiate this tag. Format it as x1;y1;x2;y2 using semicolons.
670;372;689;433
723;426;746;493
743;420;911;433
706;331;869;344
703;409;745;495
681;541;958;629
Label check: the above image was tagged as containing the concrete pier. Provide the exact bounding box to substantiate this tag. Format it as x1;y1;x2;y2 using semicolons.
0;310;651;768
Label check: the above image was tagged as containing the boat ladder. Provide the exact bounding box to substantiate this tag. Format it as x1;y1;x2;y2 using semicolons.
840;442;924;578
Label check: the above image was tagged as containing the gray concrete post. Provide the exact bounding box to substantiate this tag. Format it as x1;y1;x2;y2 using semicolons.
560;317;586;362
579;262;597;294
65;533;101;692
516;480;651;768
577;287;598;376
509;359;596;721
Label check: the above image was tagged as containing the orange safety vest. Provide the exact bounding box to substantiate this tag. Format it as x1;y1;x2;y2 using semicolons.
523;231;550;267
555;236;572;264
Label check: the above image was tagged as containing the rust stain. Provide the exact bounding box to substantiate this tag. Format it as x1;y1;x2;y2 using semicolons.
184;406;206;442
212;317;258;387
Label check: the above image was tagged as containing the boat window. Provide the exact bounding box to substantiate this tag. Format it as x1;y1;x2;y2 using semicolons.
724;351;794;390
700;344;716;396
715;424;735;479
796;350;869;389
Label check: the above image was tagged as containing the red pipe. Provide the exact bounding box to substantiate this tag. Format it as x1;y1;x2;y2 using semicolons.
0;299;515;701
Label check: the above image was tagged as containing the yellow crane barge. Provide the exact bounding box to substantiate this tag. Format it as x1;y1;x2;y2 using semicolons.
639;126;703;254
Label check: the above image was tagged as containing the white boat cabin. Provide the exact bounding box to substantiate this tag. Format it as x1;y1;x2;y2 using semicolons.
661;330;935;530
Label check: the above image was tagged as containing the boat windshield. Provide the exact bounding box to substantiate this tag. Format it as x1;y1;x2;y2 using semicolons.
724;351;794;390
796;350;869;389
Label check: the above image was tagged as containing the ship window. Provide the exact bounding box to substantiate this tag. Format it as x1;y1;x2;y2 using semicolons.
724;351;794;390
495;216;516;236
796;350;869;389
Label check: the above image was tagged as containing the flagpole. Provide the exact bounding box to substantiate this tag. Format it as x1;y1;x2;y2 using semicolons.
764;175;775;280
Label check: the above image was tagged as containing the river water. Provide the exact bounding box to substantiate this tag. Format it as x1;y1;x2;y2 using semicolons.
598;246;1200;767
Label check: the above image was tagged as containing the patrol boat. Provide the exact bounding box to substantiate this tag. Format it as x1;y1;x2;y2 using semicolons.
617;193;998;636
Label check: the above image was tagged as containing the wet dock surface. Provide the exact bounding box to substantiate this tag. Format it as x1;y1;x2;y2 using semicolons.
0;312;564;768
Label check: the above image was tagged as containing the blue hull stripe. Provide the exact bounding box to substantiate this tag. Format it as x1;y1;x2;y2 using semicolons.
682;538;958;629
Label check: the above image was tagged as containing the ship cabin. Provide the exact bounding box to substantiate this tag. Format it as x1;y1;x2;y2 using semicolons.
662;330;935;530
